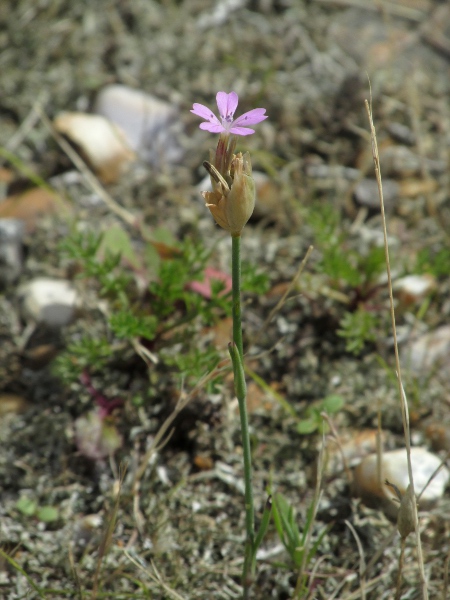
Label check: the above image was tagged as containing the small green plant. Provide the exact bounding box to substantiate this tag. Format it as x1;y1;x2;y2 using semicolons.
311;206;386;296
55;222;269;393
297;394;344;434
415;246;450;278
337;308;378;354
309;203;389;356
272;492;328;596
16;496;59;523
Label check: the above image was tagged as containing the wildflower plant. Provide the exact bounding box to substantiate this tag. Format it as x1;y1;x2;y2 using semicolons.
192;91;270;596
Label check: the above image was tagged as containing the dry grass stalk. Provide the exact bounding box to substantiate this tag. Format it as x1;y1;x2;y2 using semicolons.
365;96;428;599
345;519;367;600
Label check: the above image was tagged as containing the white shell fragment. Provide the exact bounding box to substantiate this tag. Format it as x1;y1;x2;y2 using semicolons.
54;112;135;183
19;277;79;327
354;447;449;519
95;84;183;167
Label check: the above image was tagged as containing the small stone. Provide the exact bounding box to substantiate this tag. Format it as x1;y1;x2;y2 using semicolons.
19;278;79;327
402;325;450;374
54;112;136;184
386;122;416;146
95;84;183;167
322;429;389;477
0;188;62;231
0;218;25;284
353;178;399;210
354;447;449;519
0;393;30;416
394;274;436;305
379;146;445;177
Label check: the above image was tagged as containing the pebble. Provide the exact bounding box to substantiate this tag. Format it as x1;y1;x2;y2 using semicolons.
0;188;61;231
0;218;25;284
95;84;183;167
54;112;136;184
379;145;445;178
0;393;30;416
19;278;79;327
353;447;449;519
322;429;389;477
401;325;450;374
393;274;436;306
353;178;399;210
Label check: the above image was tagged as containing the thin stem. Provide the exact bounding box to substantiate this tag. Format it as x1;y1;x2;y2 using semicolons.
232;235;244;359
231;234;255;595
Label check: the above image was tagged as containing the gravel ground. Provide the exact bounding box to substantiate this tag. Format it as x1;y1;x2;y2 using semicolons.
0;1;449;598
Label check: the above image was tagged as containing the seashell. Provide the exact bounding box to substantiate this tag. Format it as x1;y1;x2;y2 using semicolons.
353;447;449;519
95;84;183;167
54;112;135;184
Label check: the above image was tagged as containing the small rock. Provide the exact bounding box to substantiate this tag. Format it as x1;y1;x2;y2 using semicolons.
0;218;24;284
398;178;438;198
386;122;416;146
379;146;445;177
0;393;30;416
19;278;79;327
54;112;136;184
0;188;62;231
425;423;450;453
95;84;183;167
353;178;399;210
402;325;450;374
394;274;436;306
322;429;389;477
73;513;103;549
354;447;449;519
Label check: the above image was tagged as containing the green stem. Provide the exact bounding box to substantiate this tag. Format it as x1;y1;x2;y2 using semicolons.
231;234;255;595
232;235;244;359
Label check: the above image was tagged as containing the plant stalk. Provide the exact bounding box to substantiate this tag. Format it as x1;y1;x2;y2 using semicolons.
231;234;255;595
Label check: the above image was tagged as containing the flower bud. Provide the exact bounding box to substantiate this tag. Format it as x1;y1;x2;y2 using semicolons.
202;152;255;237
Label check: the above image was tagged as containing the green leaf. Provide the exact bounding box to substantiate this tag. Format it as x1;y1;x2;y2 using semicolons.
16;497;37;516
321;394;344;414
37;506;59;523
99;224;139;268
297;418;318;434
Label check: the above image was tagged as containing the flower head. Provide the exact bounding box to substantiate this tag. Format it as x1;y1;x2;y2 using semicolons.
202;152;255;237
191;91;267;136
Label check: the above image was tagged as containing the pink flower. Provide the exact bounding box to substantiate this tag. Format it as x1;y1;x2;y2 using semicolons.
191;91;267;136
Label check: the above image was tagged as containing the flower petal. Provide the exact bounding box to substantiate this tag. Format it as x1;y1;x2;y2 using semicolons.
216;91;238;119
229;126;255;136
232;108;267;127
191;102;221;123
200;122;225;133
